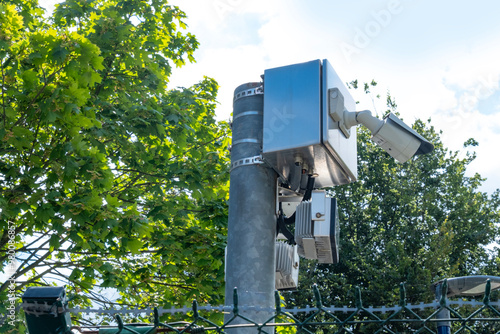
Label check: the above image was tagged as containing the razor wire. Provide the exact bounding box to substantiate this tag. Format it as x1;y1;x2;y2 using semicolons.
56;280;500;334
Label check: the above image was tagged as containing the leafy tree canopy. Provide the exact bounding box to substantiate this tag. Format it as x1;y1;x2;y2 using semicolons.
0;0;230;328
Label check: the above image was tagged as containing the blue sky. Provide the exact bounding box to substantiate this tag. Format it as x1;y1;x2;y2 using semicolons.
39;0;500;194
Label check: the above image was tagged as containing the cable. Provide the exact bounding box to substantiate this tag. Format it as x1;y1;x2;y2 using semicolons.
277;175;316;243
283;175;315;225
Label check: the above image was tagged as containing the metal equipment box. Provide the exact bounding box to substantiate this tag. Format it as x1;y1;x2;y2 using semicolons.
263;59;357;189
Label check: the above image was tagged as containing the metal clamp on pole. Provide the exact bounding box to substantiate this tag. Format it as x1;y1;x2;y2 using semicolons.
230;155;264;171
233;85;263;103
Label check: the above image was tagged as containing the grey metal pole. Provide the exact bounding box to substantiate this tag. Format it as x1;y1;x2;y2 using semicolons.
225;82;277;333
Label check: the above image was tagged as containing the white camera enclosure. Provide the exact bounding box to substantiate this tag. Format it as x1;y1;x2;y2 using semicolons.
329;88;434;163
373;113;434;162
262;59;357;189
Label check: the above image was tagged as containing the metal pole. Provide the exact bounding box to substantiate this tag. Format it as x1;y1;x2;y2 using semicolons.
225;82;277;332
435;283;451;334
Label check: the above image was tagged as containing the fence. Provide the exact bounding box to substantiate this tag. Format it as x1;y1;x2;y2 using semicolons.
29;279;499;334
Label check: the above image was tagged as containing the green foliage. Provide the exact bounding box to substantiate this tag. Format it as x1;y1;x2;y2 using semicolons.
284;82;500;331
0;0;230;328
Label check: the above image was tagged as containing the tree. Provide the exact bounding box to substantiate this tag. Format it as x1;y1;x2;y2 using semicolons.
284;81;500;331
0;0;230;328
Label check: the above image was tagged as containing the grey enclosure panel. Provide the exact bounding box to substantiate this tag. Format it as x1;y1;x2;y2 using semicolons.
263;59;357;189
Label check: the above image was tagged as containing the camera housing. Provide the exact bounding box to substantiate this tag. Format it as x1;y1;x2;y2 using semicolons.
330;88;434;163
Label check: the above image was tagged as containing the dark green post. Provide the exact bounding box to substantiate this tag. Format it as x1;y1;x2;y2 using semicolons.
22;287;72;334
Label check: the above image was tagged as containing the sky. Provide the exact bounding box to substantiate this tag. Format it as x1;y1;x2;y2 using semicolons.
39;0;500;194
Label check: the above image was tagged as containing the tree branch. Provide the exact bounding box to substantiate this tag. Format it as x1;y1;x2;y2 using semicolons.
0;235;70;293
13;64;68;128
112;168;171;179
23;247;161;255
150;281;194;291
14;231;51;252
15;266;64;291
1;60;6;127
94;45;119;97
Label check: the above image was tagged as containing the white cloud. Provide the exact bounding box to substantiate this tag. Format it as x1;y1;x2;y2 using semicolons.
169;44;268;119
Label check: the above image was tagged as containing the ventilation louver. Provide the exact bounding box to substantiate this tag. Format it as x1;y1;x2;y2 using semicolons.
294;190;339;264
275;241;299;290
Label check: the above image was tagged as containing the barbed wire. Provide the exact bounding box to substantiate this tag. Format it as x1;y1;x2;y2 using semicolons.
63;299;500;316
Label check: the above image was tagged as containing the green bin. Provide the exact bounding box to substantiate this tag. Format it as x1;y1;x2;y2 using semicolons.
98;325;155;333
22;286;72;334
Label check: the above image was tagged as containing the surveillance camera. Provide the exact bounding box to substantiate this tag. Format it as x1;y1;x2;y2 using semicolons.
330;88;434;162
353;111;433;162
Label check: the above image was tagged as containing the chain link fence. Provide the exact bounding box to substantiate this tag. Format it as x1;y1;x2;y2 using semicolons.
22;280;495;333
